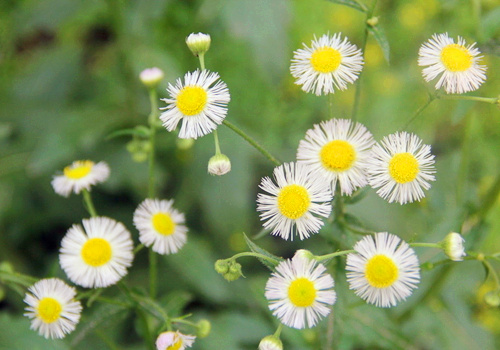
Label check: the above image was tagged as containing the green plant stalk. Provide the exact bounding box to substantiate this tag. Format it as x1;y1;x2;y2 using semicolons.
213;129;222;155
437;94;499;104
149;250;157;299
199;53;206;71
222;120;281;166
456;112;472;204
273;323;283;338
0;270;37;287
314;250;356;262
82;189;98;217
229;252;281;265
409;242;442;249
400;94;436;130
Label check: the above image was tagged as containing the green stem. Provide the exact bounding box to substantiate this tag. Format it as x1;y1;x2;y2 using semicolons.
437;94;499;104
199;53;206;71
147;88;158;199
134;243;145;255
230;252;281;265
82;189;98;217
222;120;281;166
410;242;442;249
149;250;157;299
314;250;356;263
340;220;376;235
213;129;221;155
457;112;472;204
483;259;500;290
274;323;283;338
171;317;198;329
0;270;38;287
400;94;435;130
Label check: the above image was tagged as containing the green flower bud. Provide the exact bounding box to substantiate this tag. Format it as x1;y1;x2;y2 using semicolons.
196;319;211;338
293;249;315;261
214;259;229;274
139;67;164;88
259;335;283;350
224;261;243;281
186;33;211;57
208;154;231;176
441;232;466;261
485;291;500;307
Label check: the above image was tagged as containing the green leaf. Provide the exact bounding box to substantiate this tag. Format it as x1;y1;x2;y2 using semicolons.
243;233;283;270
106;126;150;140
326;0;367;12
368;24;390;63
343;187;369;204
480;7;500;41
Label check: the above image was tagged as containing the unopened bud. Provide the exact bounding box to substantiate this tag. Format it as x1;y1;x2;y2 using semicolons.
259;335;283;350
208;154;231;176
367;16;379;27
140;67;164;88
196;319;211;338
441;232;466;261
294;249;315;262
214;259;229;274
186;33;211;57
485;291;500;307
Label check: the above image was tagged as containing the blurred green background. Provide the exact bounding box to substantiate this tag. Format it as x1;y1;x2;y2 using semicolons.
1;0;500;349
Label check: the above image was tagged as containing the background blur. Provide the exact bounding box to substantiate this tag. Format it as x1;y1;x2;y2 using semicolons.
1;0;500;349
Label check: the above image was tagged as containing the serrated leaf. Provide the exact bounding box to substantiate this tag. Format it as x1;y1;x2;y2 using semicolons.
326;0;367;12
368;24;390;63
106;126;150;140
243;233;283;270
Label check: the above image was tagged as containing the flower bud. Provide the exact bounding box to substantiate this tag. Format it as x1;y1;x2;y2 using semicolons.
196;319;211;338
140;67;164;88
176;138;195;150
441;232;466;261
224;261;243;281
186;33;211;57
208;154;231;176
259;335;283;350
484;291;500;307
293;249;315;262
214;259;229;274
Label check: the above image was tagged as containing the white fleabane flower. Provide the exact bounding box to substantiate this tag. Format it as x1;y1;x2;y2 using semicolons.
24;278;82;339
442;232;466;261
51;160;110;198
346;232;420;308
367;132;436;204
418;33;487;94
297;118;375;195
186;32;211;56
59;217;134;288
265;255;336;329
156;331;196;350
160;70;230;139
133;198;188;255
257;162;333;241
290;33;364;96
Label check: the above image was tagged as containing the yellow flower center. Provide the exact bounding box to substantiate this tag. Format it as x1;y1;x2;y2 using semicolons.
388;152;419;184
440;44;473;72
63;160;94;180
277;184;310;219
152;213;176;236
365;254;399;288
288;277;317;307
37;297;62;323
176;85;208;116
166;340;182;350
310;47;342;73
81;238;112;267
320;140;356;171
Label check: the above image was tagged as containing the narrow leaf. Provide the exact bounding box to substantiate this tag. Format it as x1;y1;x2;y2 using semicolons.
368;24;390;63
243;233;283;270
326;0;367;12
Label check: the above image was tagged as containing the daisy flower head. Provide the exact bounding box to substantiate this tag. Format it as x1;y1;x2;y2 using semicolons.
156;331;196;350
346;232;420;308
442;232;466;261
297;118;375;195
290;33;364;96
59;217;134;288
257;162;333;241
418;33;487;94
24;278;82;339
265;254;336;329
160;69;230;139
133;198;188;255
367;132;436;205
51;160;110;198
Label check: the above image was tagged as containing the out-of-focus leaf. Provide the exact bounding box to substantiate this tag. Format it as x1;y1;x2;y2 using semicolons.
480;7;500;41
160;290;193;316
106;126;151;140
243;233;283;270
344;187;369;204
368;24;390;63
326;0;368;12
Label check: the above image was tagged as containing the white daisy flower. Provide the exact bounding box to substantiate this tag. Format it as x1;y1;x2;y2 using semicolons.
297;118;375;195
265;254;336;329
24;278;82;339
51;160;110;198
133;198;188;255
367;132;436;205
257;162;333;241
418;33;487;94
59;217;134;288
346;232;420;308
156;331;196;350
160;69;230;139
442;232;466;261
290;33;364;96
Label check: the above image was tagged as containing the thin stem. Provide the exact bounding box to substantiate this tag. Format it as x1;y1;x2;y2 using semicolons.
456;112;472;204
341;220;376;235
273;323;283;338
437;94;498;104
171;317;197;329
0;270;38;287
82;189;98;217
147;88;158;199
400;94;435;130
199;53;206;71
133;243;145;255
410;242;442;249
213;129;221;155
483;259;500;290
149;250;157;298
314;250;356;263
222;120;281;166
230;252;281;265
